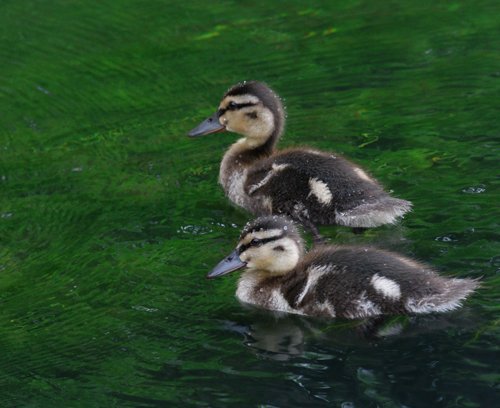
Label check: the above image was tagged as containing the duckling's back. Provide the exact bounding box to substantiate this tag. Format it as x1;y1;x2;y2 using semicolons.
245;148;412;228
279;246;478;319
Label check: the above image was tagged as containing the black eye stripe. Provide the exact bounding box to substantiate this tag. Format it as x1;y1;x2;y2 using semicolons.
237;234;283;254
218;102;257;117
236;102;256;109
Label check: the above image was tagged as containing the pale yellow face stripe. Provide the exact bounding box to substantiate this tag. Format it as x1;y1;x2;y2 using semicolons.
239;228;283;246
220;95;260;109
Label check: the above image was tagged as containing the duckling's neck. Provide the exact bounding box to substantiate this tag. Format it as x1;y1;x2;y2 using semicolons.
218;129;280;209
223;133;275;165
236;270;299;314
236;270;282;303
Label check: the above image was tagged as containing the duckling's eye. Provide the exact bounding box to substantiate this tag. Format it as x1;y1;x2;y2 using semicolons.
251;238;262;246
227;101;238;110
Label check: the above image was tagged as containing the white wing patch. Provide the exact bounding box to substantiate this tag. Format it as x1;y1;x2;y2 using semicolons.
268;289;298;314
248;163;290;194
272;163;290;171
346;291;382;318
371;274;401;300
296;264;334;305
308;178;333;205
315;300;336;317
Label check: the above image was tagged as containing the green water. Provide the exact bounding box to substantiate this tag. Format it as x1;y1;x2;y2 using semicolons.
1;0;499;406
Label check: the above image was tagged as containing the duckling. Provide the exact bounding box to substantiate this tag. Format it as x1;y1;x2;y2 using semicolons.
188;81;412;240
207;216;478;319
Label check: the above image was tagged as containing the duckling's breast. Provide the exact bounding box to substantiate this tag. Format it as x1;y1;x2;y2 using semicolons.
219;161;272;214
220;168;249;208
236;272;301;315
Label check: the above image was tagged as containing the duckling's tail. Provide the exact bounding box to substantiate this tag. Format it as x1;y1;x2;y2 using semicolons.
405;278;480;314
335;197;413;228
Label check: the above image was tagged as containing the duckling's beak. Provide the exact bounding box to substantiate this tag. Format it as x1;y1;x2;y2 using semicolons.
188;112;225;137
207;249;246;279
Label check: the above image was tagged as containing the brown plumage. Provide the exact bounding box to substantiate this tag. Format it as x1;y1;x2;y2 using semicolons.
207;216;479;319
188;81;412;240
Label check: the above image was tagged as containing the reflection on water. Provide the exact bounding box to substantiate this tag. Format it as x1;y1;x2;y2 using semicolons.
223;304;484;362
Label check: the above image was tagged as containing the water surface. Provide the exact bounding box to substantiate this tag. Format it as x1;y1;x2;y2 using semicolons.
1;1;499;407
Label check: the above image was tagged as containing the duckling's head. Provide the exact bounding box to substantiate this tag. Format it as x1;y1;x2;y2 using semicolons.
207;216;304;279
188;81;285;147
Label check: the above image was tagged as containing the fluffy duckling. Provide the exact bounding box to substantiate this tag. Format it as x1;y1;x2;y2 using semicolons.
188;81;412;239
207;216;478;319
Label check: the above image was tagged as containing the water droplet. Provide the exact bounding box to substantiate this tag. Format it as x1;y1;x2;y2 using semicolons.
435;235;457;242
132;305;159;313
462;185;486;194
283;225;288;230
177;224;212;235
36;85;50;95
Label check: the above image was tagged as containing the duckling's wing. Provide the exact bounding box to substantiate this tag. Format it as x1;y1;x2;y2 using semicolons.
245;149;360;199
288;247;479;318
244;153;326;221
245;149;411;227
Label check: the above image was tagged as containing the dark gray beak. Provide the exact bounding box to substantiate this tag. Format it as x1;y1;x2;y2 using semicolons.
207;249;246;279
188;112;225;137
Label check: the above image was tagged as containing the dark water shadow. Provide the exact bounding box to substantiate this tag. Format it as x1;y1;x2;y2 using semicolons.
221;303;485;361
